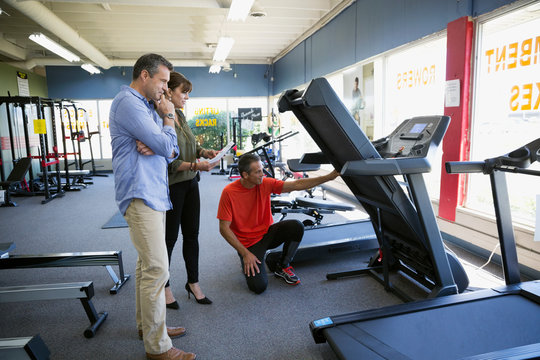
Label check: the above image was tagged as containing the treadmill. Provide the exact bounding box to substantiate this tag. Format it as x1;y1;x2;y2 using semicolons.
310;138;540;360
278;78;468;300
280;78;540;359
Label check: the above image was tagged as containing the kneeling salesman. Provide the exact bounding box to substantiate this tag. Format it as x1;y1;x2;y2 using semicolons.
217;153;339;294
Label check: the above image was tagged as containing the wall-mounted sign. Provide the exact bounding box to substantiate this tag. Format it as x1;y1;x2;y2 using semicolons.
445;79;460;107
33;119;47;134
194;107;219;126
384;37;446;134
195;118;217;127
238;107;262;121
17;71;30;96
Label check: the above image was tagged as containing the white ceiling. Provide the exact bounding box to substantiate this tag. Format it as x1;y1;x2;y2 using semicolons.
0;0;352;71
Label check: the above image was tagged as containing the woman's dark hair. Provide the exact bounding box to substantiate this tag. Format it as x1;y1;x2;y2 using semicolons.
238;154;260;176
168;71;193;93
132;53;173;80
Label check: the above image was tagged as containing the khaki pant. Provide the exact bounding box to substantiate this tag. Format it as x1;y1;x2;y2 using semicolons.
124;199;172;354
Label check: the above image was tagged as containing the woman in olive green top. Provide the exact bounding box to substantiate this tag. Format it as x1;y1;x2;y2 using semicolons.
164;72;218;308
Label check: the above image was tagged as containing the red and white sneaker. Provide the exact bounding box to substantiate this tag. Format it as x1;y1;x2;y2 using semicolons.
274;266;300;285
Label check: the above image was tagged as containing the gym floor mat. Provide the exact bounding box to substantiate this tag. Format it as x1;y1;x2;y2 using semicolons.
101;211;127;229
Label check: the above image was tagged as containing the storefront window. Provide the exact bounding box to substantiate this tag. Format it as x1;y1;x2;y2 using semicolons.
184;98;228;151
227;97;268;152
343;63;375;140
272;90;321;165
383;36;447;198
469;4;540;225
97;100;113;159
59;97;268;162
75;100;101;160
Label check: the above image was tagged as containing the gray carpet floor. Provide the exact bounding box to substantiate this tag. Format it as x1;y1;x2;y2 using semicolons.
0;172;406;359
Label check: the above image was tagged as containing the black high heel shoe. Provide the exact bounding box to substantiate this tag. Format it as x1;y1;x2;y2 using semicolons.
185;283;212;305
166;301;179;310
165;286;179;309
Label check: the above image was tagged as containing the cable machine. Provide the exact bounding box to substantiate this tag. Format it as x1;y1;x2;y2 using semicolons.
0;96;64;203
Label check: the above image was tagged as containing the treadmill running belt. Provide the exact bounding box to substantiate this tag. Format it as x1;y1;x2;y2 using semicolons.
324;294;540;360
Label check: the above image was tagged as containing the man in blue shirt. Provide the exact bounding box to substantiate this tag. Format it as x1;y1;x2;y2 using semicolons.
110;53;196;360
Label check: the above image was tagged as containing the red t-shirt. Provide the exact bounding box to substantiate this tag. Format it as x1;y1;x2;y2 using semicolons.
217;177;284;248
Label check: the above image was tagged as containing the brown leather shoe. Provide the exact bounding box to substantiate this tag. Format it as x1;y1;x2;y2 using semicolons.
166;326;187;338
146;346;196;360
138;326;187;340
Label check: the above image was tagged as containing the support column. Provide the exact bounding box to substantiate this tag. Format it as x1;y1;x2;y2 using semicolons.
439;16;474;221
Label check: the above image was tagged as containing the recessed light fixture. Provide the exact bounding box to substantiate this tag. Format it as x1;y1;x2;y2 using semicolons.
29;33;80;62
81;63;101;74
227;0;255;22
213;37;235;62
209;64;221;74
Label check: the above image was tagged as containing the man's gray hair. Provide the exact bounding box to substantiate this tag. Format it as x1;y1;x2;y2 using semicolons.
132;53;173;80
238;153;261;176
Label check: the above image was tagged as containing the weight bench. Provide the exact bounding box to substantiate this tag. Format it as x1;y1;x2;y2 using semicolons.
0;157;32;207
0;335;50;360
0;244;130;294
0;281;108;338
37;169;92;190
37;169;90;177
227;163;240;181
267;195;378;269
271;196;355;226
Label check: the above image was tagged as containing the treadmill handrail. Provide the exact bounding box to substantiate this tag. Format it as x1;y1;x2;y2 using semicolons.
446;137;540;175
342;157;431;176
445;161;485;174
300;151;330;164
447;161;540;176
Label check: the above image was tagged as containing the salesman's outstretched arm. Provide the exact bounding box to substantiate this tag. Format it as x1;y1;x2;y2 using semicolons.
281;169;339;193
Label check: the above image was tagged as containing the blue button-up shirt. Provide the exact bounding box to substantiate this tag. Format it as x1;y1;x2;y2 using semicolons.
110;85;179;215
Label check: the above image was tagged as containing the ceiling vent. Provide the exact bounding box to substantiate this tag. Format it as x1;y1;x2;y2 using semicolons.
249;11;267;18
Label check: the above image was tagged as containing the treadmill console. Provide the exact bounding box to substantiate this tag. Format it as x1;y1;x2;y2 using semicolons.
374;116;447;159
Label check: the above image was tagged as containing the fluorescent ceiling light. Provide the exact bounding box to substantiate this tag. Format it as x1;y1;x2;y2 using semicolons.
81;63;101;74
228;0;255;21
29;33;80;62
213;37;235;62
209;64;221;74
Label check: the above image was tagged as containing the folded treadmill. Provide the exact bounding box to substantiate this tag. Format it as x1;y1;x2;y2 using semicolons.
278;77;468;300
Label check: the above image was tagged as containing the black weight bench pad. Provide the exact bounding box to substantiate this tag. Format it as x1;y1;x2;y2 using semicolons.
295;197;355;211
0;157;31;188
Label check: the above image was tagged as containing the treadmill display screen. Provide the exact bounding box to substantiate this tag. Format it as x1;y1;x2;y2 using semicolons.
410;123;427;133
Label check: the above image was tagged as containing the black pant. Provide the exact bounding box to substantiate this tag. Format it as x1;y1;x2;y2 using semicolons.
239;219;304;294
165;177;200;286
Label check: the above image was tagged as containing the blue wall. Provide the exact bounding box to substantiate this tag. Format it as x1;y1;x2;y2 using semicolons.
312;4;357;82
273;0;518;95
46;64;270;99
273;42;306;93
